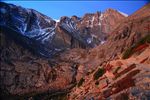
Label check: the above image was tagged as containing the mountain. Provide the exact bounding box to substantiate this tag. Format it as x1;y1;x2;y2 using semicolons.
49;3;150;99
59;9;126;47
0;2;87;58
76;9;126;44
0;2;57;57
59;3;150;99
0;2;126;57
57;2;150;75
0;2;150;100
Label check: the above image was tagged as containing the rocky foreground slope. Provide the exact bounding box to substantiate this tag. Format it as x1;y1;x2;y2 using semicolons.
68;41;150;100
55;3;150;99
0;2;150;100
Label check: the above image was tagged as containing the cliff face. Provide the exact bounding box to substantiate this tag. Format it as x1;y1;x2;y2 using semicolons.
76;9;126;43
54;16;88;49
68;9;126;46
0;29;79;99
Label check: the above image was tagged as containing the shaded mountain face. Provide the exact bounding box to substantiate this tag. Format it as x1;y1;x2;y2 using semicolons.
0;2;126;57
0;2;57;57
0;2;88;57
0;29;79;99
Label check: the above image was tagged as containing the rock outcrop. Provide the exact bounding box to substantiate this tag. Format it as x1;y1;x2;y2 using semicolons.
68;45;150;100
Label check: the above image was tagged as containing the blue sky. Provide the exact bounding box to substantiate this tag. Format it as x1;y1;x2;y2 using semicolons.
3;1;149;20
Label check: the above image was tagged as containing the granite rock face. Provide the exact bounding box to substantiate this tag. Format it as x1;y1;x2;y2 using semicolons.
76;9;126;45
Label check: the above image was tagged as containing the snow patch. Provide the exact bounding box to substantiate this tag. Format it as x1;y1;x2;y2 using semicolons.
55;48;61;51
45;18;52;23
54;19;60;22
118;11;128;17
98;22;101;26
98;14;103;26
99;14;103;20
91;34;97;39
23;23;27;33
101;41;106;44
90;16;95;27
42;31;55;43
87;38;92;44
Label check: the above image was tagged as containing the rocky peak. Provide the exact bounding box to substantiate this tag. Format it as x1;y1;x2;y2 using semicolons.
104;8;117;13
75;8;126;44
0;2;94;57
60;16;70;23
104;8;127;17
79;8;126;28
71;15;81;23
0;2;129;58
80;11;102;27
128;3;150;19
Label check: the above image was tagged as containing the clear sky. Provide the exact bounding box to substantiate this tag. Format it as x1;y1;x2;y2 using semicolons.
2;0;149;20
